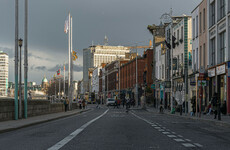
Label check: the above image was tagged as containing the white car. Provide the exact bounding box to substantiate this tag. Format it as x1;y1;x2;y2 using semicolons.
106;98;116;106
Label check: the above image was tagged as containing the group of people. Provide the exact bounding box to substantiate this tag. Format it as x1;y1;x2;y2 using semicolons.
192;92;226;120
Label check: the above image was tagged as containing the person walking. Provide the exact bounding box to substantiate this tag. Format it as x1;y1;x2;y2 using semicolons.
82;99;86;109
211;93;218;119
64;98;69;112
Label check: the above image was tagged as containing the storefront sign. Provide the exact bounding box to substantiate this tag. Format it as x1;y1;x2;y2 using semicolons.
165;81;171;88
208;68;215;77
198;80;207;87
216;64;226;75
151;84;155;89
190;76;196;86
228;62;230;77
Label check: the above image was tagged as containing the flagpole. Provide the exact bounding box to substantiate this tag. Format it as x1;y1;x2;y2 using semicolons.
68;12;71;108
64;63;65;98
70;16;73;109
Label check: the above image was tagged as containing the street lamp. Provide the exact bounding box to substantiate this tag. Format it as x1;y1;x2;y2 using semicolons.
18;38;23;119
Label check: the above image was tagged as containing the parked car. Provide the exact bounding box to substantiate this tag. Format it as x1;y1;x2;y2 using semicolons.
106;98;116;106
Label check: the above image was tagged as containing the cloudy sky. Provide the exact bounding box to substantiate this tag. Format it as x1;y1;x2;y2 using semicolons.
0;0;201;84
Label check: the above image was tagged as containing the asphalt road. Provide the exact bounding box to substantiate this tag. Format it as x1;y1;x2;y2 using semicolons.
0;105;230;150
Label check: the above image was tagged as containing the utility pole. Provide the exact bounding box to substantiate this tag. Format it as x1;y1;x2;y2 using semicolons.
24;0;28;119
19;39;23;119
59;77;61;100
64;63;65;98
14;0;19;120
119;58;120;99
170;22;174;112
135;46;138;107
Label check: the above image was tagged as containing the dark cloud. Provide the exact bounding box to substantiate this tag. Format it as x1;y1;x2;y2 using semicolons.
48;64;83;72
35;66;47;71
0;47;14;58
30;65;47;71
28;52;52;61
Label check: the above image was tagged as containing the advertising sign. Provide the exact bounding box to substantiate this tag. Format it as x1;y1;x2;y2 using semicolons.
228;62;230;77
208;68;215;77
216;64;226;75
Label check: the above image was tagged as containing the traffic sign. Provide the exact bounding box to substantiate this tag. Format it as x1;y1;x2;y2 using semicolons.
151;84;155;89
198;80;207;87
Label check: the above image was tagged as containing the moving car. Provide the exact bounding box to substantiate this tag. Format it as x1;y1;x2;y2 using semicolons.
106;98;116;106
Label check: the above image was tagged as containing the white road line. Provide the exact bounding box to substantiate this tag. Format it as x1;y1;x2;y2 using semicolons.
178;135;183;138
174;139;185;142
162;132;170;134
151;125;157;127
47;109;109;150
154;127;161;129
172;132;176;134
158;129;165;132
167;135;177;138
185;139;191;142
182;143;196;148
194;143;203;147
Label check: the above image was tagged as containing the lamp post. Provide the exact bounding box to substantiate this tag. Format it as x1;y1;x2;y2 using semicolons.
18;38;23;119
14;0;19;120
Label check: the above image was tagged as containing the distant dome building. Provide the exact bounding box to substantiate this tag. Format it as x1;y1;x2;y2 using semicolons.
42;76;48;90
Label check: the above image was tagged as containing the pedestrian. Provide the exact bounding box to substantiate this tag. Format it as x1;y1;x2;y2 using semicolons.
96;99;101;109
78;98;82;109
64;98;68;112
122;99;125;108
82;99;86;109
211;93;218;119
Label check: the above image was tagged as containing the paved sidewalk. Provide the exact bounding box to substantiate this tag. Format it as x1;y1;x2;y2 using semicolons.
146;106;230;127
0;108;90;133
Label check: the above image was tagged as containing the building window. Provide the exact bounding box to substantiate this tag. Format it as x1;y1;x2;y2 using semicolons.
203;9;205;31
203;43;206;67
193;18;195;39
196;15;198;37
220;32;226;63
210;1;215;27
200;46;202;68
181;26;183;40
219;0;226;20
177;29;179;41
200;12;202;34
196;48;198;70
211;38;216;66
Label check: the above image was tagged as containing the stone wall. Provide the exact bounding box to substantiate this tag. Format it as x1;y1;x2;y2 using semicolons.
0;98;78;121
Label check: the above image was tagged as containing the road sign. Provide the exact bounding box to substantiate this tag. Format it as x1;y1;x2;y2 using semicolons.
228;62;230;77
151;84;155;89
198;80;207;87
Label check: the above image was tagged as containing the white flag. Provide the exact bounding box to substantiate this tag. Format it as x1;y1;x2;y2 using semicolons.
64;17;69;33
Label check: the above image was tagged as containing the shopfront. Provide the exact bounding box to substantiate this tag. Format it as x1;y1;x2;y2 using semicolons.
216;64;227;105
208;68;216;100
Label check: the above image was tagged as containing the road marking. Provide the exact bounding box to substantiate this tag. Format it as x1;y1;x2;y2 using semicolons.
158;129;165;132
185;139;191;142
162;132;170;134
167;135;177;138
182;143;196;148
194;143;203;147
178;135;183;138
172;132;176;134
151;125;157;127
174;139;185;142
154;127;161;129
47;109;109;150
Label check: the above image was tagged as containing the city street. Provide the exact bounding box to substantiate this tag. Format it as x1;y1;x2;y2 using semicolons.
0;105;230;150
